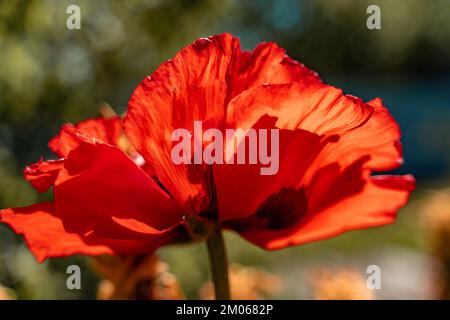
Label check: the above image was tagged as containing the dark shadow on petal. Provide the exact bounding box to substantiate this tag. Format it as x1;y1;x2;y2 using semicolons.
226;187;308;231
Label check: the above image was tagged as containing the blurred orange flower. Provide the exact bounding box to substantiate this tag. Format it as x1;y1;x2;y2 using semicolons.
310;268;375;300
200;264;282;300
421;189;450;299
93;254;184;300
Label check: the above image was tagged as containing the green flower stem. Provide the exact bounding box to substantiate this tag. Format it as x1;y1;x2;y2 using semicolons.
206;225;230;300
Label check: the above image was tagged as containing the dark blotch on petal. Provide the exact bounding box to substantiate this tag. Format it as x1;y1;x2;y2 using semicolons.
228;188;308;231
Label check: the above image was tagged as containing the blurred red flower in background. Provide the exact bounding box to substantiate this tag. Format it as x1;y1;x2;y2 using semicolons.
0;33;414;262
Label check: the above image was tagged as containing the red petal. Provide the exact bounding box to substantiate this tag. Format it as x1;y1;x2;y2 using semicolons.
53;126;183;239
124;34;241;208
49;116;123;157
236;175;415;250
23;158;65;193
230;42;320;97
124;33;320;210
213;117;329;221
217;82;413;247
0;202;176;262
214;83;374;221
304;97;403;176
226;83;372;135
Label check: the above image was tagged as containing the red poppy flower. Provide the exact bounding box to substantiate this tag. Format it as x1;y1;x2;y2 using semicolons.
0;33;414;262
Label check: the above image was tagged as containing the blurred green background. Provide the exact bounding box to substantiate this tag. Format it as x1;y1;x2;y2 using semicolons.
0;0;450;299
